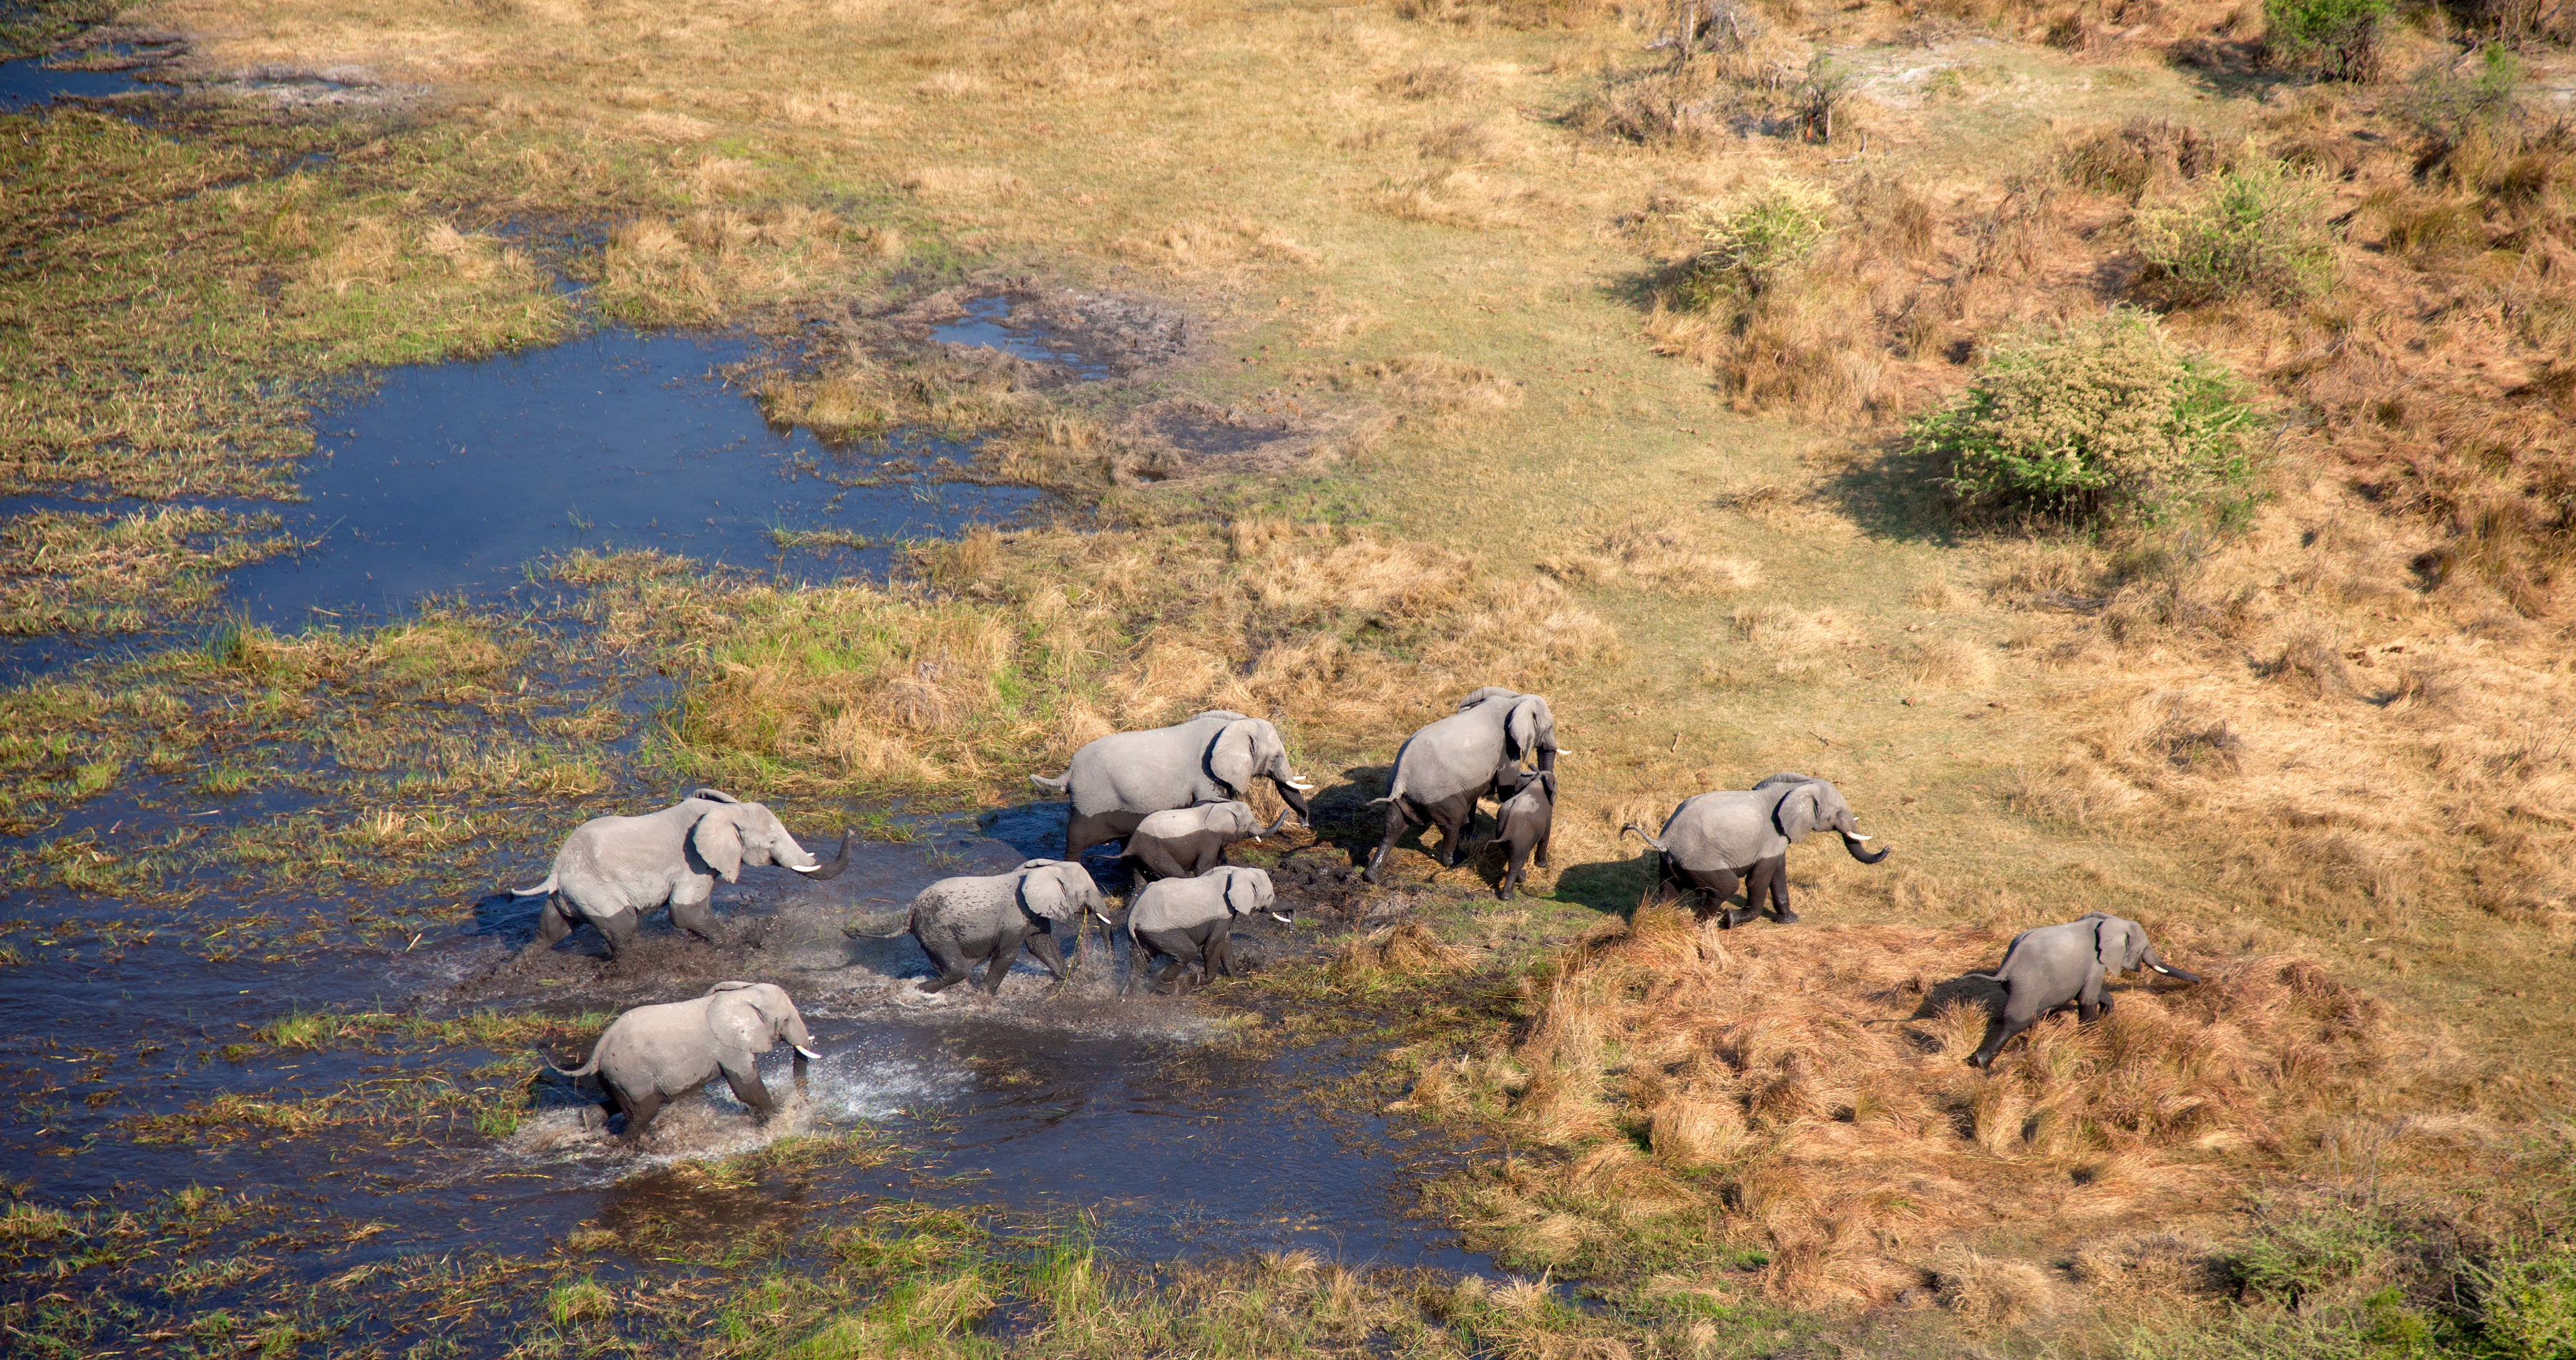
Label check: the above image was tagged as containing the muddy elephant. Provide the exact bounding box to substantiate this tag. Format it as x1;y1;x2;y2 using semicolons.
1124;866;1287;996
1121;800;1289;884
510;790;849;958
1030;711;1314;864
1488;768;1556;902
1365;687;1562;884
546;981;819;1142
905;859;1110;996
1964;912;2201;1069
1619;774;1885;927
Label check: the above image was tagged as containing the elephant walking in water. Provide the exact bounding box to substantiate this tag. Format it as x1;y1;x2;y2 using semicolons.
1124;866;1287;996
1365;687;1561;885
903;860;1111;996
1963;912;2201;1069
1030;711;1314;865
510;790;849;959
547;981;821;1142
1621;773;1886;927
1121;800;1289;885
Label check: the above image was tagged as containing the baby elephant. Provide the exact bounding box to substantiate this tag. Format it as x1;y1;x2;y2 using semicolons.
1121;800;1290;883
1963;912;2202;1069
907;860;1109;996
1126;866;1288;996
510;790;849;958
1621;773;1886;928
1488;769;1555;901
547;981;819;1142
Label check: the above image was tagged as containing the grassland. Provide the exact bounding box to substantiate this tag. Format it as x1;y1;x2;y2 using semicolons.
6;0;2576;1351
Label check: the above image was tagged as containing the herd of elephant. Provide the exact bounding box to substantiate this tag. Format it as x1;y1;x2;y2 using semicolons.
509;688;2202;1141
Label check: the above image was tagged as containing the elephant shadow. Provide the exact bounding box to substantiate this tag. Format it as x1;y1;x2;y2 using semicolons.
1911;973;2006;1024
1513;853;1648;918
1306;764;1399;868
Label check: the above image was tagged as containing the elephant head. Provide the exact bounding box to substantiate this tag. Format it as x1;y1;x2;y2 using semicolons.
1018;859;1113;933
1201;800;1290;842
1219;866;1288;925
2089;913;2200;982
1769;779;1890;865
704;981;821;1061
691;800;851;883
1206;717;1314;820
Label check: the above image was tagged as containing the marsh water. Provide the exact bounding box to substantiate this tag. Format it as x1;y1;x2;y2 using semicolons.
0;324;1489;1349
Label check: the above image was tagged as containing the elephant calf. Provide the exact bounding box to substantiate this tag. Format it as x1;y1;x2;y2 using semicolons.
510;790;849;958
1488;769;1554;901
1621;773;1886;928
1121;800;1289;884
1125;867;1287;996
907;860;1110;996
1963;912;2202;1069
547;981;819;1142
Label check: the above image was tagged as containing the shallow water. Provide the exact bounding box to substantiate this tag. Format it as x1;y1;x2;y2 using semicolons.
932;296;1115;381
235;330;1038;628
0;51;152;107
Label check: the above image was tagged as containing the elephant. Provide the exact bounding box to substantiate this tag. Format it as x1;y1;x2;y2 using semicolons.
1963;912;2202;1069
510;790;849;958
1121;800;1290;884
1030;711;1314;865
1124;866;1287;996
904;859;1111;995
1488;768;1555;902
1365;687;1563;884
546;981;819;1142
1619;774;1885;928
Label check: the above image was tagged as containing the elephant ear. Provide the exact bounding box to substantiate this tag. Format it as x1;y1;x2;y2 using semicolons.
1018;865;1087;922
691;788;741;805
691;806;746;883
1773;782;1823;842
1207;719;1264;797
706;984;774;1054
1222;869;1257;917
1503;697;1545;762
2097;918;2149;971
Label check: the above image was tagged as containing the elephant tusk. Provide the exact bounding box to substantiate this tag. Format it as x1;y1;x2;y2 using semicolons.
1850;834;1873;842
1093;911;1114;926
794;1045;821;1060
1285;779;1315;790
791;863;822;874
1270;912;1292;924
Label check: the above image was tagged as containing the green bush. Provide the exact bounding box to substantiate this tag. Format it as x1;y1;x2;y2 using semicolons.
1674;179;1835;308
1911;311;2260;526
2265;0;2394;81
2133;159;2338;307
2475;1243;2576;1360
2402;44;2527;145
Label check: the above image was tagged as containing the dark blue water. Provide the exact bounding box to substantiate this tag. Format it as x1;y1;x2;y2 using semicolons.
932;296;1113;380
232;331;1038;626
0;50;152;107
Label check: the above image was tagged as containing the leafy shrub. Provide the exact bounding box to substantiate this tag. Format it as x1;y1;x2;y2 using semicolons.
2263;0;2393;81
2401;44;2526;145
2133;159;2338;306
1674;179;1835;308
2475;1243;2576;1360
1911;311;2260;525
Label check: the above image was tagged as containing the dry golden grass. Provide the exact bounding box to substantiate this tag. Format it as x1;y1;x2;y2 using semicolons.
1540;528;1761;596
1438;906;2471;1309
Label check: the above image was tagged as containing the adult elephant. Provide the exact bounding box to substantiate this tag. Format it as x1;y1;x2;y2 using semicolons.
546;981;820;1142
1963;913;2201;1069
1364;687;1561;885
1029;711;1314;863
509;790;849;959
1124;866;1288;996
1619;773;1885;927
903;859;1111;996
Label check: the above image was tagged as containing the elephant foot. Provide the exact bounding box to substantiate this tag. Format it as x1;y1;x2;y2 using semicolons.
1772;909;1800;925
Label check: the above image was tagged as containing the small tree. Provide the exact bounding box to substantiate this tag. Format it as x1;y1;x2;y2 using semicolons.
1674;179;1835;309
2264;0;2394;82
2132;158;2338;308
1912;311;2261;526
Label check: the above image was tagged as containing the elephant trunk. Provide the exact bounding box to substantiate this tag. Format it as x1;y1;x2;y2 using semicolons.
2142;948;2200;983
1840;832;1890;865
797;828;853;881
1259;808;1293;838
1269;774;1312;821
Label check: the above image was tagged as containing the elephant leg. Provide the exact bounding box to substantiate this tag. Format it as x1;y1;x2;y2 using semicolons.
1750;855;1795;923
1065;810;1139;865
1969;993;2044;1069
2077;973;2108;1023
719;1059;776;1122
1024;929;1070;983
616;1087;665;1142
1208;931;1237;980
1533;828;1551;870
978;936;1020;995
917;937;975;994
668;890;725;945
1499;836;1530;901
1676;865;1742;927
1362;798;1414;884
1426;792;1478;868
598;908;642;956
524;896;577;957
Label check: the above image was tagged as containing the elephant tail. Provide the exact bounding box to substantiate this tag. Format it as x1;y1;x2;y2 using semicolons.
1958;970;2002;983
510;873;559;898
1029;771;1070;794
1618;823;1667;854
543;1047;602;1081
